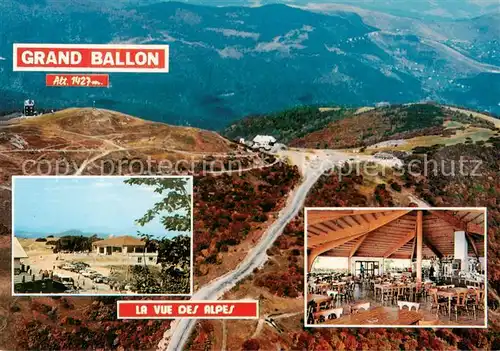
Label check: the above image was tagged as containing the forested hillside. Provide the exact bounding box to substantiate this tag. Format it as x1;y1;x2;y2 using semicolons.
222;106;353;143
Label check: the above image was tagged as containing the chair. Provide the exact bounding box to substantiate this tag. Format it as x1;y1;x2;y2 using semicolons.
397;301;420;311
413;284;426;302
338;284;353;304
317;298;331;311
429;288;448;316
382;286;394;305
306;305;316;324
469;289;485;320
326;290;339;306
395;285;407;302
452;291;468;321
346;282;356;301
422;283;435;302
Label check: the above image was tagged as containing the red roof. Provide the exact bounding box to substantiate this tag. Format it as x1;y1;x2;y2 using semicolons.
92;235;145;247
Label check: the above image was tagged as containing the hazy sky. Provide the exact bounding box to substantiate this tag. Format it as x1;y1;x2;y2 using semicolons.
13;177;192;238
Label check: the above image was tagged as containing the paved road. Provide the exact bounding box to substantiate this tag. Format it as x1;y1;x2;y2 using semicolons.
159;163;329;351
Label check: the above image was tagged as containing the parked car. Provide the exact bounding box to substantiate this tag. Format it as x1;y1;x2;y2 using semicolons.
93;275;105;283
57;275;75;289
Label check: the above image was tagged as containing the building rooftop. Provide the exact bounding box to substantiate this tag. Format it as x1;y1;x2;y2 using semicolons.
92;235;145;247
253;135;276;143
13;237;28;259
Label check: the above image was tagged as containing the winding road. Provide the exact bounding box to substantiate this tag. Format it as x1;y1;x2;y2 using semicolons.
159;162;329;351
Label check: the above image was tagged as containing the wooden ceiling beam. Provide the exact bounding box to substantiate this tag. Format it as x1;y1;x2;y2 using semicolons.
428;210;484;235
307;210;388;226
469;212;484;223
383;231;415;258
349;234;369;258
410;237;417;261
308;210;410;247
315;232;367;254
351;215;361;226
422;236;443;259
307;231;367;270
466;233;480;259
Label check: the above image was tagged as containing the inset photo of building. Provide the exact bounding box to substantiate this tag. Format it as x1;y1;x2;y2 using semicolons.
305;208;487;328
12;175;193;296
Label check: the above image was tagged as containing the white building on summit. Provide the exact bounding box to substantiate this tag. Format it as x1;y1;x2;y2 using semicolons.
252;135;276;150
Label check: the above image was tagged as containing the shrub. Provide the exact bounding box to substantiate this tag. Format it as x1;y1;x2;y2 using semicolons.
390;182;402;192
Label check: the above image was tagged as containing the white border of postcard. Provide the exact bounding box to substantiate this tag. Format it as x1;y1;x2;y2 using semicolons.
303;207;488;329
11;175;194;297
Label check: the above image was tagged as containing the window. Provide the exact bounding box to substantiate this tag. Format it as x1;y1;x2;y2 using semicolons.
137;257;142;263
355;261;380;277
149;257;154;261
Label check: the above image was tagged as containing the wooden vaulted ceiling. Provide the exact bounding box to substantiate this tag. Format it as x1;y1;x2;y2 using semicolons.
307;209;485;260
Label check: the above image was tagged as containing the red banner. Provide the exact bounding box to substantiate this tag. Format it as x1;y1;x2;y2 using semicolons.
13;44;169;72
46;74;109;87
117;300;259;319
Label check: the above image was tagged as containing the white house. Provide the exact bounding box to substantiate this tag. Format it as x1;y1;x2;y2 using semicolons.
92;235;158;265
13;237;28;274
252;135;276;150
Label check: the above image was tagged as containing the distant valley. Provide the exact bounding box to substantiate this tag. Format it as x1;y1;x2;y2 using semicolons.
1;1;499;130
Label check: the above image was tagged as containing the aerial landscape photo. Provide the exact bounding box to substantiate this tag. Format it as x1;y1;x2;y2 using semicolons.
0;0;499;350
13;176;193;295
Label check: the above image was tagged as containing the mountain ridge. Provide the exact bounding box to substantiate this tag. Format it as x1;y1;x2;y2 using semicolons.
1;2;499;129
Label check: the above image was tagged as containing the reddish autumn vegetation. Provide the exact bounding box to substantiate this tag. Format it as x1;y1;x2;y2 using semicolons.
290;327;495;350
305;170;367;207
193;162;300;273
187;320;214;351
12;298;170;351
374;183;395;206
242;338;261;350
290;104;448;149
254;253;303;298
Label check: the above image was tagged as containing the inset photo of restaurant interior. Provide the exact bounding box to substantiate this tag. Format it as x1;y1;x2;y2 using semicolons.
305;208;487;327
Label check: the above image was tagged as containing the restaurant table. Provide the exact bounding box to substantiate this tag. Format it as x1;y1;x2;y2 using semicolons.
374;283;417;302
437;287;469;317
324;306;423;326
